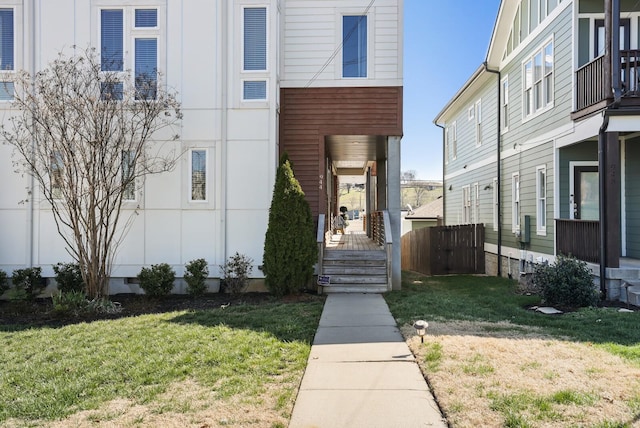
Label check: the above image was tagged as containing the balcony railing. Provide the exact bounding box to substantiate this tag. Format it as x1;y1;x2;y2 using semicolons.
555;219;600;264
575;50;640;114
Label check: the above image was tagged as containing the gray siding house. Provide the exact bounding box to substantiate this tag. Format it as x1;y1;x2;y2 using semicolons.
435;0;640;301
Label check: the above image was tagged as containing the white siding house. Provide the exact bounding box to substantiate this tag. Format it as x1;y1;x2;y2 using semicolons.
0;0;404;294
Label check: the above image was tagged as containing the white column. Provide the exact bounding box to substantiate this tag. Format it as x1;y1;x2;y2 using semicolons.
388;136;402;290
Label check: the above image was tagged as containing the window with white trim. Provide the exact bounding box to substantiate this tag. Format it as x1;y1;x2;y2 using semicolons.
0;8;15;100
450;121;457;160
512;173;520;232
343;15;367;78
100;6;161;101
523;39;553;118
473;182;480;223
444;127;449;165
501;76;509;131
51;151;63;199
243;7;267;100
462;185;471;224
475;100;482;146
492;177;499;231
122;150;136;201
536;165;547;234
190;149;207;202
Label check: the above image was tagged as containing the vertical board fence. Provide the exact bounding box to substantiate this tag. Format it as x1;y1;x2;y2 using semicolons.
401;224;485;275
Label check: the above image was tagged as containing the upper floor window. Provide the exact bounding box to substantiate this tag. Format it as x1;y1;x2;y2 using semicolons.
501;76;509;131
475;100;482;147
0;8;15;100
512;173;520;232
243;7;267;100
450;121;457;160
100;7;159;100
523;39;553;118
343;15;367;78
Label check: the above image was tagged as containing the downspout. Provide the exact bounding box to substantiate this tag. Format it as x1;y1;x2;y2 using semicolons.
484;62;502;276
220;0;229;263
27;0;37;267
435;123;445;226
598;114;609;299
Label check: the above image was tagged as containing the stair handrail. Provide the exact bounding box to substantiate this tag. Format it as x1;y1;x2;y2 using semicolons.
382;210;393;291
316;214;325;285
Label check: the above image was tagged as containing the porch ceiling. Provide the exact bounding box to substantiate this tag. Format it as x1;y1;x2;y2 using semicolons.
325;135;387;175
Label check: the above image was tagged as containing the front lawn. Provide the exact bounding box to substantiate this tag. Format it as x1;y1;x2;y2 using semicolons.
386;273;640;427
0;297;324;427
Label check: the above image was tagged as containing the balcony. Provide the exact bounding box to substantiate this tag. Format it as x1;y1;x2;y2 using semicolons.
573;50;640;120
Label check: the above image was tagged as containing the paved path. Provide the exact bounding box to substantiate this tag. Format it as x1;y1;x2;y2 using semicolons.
289;293;447;428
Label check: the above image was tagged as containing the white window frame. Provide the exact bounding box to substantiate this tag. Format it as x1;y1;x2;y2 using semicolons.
462;185;471;224
95;3;165;101
475;100;482;147
242;79;268;101
523;37;554;120
241;5;269;101
501;76;509;132
492;177;499;231
451;121;457;160
468;105;474;121
189;148;208;203
0;4;21;103
512;173;520;233
444;127;449;165
536;165;547;235
473;182;480;224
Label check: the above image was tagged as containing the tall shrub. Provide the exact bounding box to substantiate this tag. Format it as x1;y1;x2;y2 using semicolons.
53;262;85;294
184;258;209;296
263;153;317;296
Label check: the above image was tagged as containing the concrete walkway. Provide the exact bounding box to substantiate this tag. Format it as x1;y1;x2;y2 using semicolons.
289;294;447;428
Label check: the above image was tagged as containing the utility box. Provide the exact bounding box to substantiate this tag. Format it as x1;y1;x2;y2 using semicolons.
519;215;531;244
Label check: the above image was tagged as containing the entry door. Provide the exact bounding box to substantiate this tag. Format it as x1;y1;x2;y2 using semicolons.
573;166;599;220
594;18;630;58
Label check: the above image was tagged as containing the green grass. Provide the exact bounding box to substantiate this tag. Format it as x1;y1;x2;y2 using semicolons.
385;272;640;364
0;300;324;423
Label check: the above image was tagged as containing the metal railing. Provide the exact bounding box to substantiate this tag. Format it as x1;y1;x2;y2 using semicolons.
316;214;325;281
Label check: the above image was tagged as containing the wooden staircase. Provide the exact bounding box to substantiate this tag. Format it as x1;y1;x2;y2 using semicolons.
320;249;389;293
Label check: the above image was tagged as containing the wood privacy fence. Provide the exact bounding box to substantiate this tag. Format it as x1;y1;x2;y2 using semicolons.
401;224;485;275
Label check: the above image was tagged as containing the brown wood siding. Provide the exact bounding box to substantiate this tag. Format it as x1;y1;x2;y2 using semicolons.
280;86;403;217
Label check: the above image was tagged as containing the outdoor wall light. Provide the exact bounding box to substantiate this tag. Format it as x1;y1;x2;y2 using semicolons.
413;320;429;343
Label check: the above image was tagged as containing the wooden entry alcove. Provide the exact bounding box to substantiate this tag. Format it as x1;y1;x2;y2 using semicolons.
279;86;403;218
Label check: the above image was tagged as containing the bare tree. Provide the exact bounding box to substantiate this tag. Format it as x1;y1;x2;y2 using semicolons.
2;48;182;298
401;170;416;184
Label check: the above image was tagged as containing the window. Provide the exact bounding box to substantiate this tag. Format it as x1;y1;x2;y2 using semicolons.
51;152;63;199
475;100;482;146
536;165;546;234
501;76;509;131
444;127;449;164
100;7;160;100
512;173;520;232
343;15;367;78
190;149;207;201
492;177;499;231
0;8;14;100
462;185;471;224
122;151;136;201
243;7;267;100
473;183;480;224
523;39;553;118
450;121;457;160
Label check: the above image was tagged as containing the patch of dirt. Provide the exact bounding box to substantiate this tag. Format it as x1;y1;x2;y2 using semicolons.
0;292;313;327
400;321;640;427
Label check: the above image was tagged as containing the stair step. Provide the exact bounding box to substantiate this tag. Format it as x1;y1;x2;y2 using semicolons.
322;266;387;275
323;250;386;261
322;275;387;284
322;284;388;293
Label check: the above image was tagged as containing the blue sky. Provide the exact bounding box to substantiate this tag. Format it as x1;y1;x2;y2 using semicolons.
402;0;501;180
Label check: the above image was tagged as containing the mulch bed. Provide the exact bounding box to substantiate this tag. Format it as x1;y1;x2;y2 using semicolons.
0;292;307;328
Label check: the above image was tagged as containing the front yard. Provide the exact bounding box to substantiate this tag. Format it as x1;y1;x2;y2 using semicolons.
386;273;640;428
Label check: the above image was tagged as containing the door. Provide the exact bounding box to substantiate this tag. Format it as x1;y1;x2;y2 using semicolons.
594;18;630;58
572;165;599;220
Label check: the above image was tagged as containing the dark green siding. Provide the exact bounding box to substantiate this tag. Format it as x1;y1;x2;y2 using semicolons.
626;137;640;258
558;141;597;219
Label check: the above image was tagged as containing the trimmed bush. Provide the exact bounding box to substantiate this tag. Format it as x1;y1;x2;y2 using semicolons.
11;267;45;300
262;153;317;296
220;252;253;294
0;269;8;296
533;255;599;308
184;258;209;296
53;262;85;294
138;263;176;298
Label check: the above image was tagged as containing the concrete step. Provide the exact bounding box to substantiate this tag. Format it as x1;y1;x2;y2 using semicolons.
626;285;640;306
